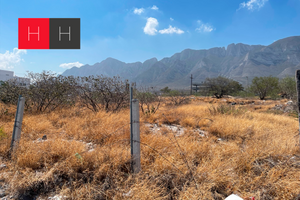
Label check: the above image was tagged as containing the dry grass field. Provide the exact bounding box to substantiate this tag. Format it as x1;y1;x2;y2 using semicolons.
0;97;299;199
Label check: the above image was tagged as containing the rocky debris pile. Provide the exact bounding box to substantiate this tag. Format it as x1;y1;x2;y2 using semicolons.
47;195;67;200
33;136;96;152
145;123;207;137
80;141;97;152
272;101;297;113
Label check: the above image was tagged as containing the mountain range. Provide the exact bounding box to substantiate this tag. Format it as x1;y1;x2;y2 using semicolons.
62;36;300;89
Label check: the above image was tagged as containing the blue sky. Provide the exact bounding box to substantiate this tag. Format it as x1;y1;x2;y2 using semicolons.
0;0;300;76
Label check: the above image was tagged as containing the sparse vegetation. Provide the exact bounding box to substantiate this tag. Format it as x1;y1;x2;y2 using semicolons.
136;88;161;115
0;72;299;199
0;72;130;113
0;95;299;199
168;90;190;106
207;104;246;116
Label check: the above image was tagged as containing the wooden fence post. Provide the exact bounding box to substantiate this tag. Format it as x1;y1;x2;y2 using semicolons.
10;95;25;153
131;99;141;173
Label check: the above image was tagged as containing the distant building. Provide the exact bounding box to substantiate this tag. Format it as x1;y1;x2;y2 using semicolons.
0;69;14;82
0;69;30;87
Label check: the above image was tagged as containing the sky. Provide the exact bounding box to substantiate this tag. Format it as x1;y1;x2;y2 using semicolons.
0;0;300;77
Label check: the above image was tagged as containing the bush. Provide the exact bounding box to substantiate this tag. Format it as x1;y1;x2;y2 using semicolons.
136;89;161;115
250;76;279;100
279;76;296;100
0;80;27;105
77;75;129;112
203;76;243;98
168;90;190;106
0;72;130;113
0;127;7;141
160;86;171;94
26;71;78;112
208;104;246;116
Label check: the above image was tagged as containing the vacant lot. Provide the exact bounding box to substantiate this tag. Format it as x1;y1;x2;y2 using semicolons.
0;97;299;199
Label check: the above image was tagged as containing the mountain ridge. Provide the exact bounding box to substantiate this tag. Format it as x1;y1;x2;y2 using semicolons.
62;36;300;89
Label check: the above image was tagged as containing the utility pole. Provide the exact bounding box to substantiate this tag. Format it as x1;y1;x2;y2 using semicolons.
190;74;193;95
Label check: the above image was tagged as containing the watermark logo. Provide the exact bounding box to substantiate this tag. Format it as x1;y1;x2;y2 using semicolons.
18;18;80;49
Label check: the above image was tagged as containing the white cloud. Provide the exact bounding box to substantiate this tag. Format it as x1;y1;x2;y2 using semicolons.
239;0;268;11
59;61;84;69
195;20;214;33
144;17;158;35
133;8;145;15
159;25;184;34
170;18;174;21
151;5;159;10
0;48;27;70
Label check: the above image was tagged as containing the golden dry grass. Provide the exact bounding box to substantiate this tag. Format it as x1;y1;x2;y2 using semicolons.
0;97;299;199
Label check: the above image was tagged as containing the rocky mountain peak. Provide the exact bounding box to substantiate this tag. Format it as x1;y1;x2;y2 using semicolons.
226;43;252;56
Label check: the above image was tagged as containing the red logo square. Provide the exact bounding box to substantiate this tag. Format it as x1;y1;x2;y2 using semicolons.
18;18;49;49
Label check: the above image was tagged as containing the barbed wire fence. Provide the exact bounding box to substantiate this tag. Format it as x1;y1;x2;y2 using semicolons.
4;89;214;191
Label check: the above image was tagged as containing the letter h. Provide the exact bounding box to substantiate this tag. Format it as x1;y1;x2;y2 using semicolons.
59;26;71;41
28;26;39;41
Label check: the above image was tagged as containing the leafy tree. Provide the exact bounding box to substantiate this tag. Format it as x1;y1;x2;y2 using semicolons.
160;86;171;94
204;76;243;98
250;76;279;100
279;76;296;99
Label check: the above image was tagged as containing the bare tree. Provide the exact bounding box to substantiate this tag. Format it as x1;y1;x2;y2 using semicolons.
26;71;77;112
136;87;161;115
78;75;129;112
168;90;190;106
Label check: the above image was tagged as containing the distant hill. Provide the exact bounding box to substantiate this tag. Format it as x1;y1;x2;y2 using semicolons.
62;36;300;89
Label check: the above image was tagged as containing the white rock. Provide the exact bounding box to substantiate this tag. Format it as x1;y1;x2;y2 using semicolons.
48;195;67;200
225;194;243;200
123;190;132;197
0;164;6;170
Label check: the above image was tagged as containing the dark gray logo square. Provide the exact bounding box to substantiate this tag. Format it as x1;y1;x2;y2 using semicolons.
49;18;80;49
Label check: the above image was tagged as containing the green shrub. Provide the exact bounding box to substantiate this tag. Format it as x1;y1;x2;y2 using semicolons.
250;76;279;100
0;127;7;141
